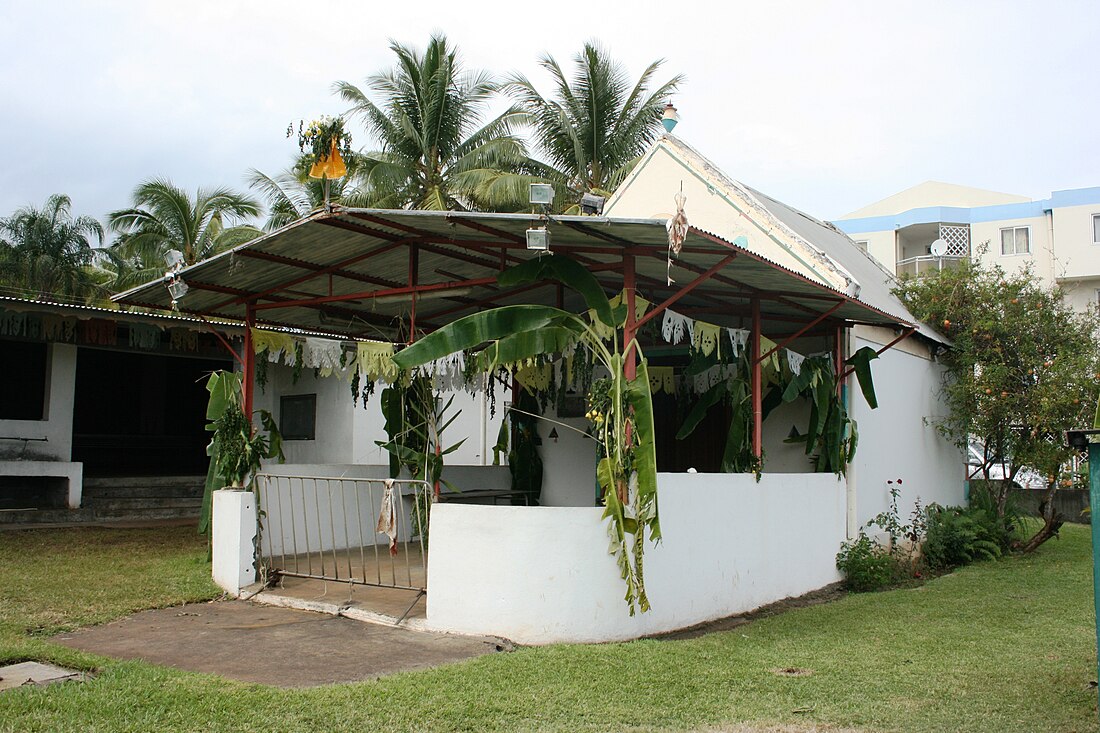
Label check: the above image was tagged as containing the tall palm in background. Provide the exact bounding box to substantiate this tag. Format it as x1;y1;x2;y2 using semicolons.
334;34;532;211
107;179;262;280
0;194;104;302
504;43;682;208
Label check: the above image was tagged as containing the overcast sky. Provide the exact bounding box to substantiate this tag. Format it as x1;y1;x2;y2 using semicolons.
2;0;1097;231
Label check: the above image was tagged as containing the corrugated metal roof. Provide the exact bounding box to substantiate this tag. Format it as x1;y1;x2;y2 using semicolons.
113;208;914;340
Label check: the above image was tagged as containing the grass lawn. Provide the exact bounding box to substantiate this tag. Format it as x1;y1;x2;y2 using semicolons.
0;523;1096;733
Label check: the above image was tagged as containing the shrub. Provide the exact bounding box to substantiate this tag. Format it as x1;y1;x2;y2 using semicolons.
922;505;1002;572
836;533;902;592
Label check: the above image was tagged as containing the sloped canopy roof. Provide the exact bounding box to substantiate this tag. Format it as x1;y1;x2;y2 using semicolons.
113;207;915;341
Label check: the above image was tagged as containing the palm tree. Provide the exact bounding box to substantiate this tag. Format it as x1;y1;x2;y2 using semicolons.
334;34;532;211
0;194;104;302
107;178;262;270
504;43;683;207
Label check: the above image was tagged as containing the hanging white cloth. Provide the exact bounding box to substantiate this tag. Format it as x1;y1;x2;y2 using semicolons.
727;328;749;357
303;337;343;373
786;349;805;376
661;309;694;345
375;479;399;557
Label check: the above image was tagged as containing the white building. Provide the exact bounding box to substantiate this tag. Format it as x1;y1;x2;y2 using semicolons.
833;182;1100;313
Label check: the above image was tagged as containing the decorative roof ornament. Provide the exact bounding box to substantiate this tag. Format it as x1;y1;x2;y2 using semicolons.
666;189;688;284
661;102;680;133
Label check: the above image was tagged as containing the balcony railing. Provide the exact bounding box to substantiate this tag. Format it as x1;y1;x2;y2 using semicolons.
896;255;968;278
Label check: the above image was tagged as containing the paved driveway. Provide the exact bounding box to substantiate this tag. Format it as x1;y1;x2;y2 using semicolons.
53;601;505;687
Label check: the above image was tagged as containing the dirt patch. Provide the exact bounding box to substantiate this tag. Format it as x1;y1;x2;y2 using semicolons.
649;583;847;641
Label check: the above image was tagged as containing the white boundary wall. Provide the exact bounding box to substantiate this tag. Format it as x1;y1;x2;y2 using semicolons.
426;472;845;644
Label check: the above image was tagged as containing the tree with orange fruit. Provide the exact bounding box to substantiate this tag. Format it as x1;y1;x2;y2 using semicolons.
895;251;1100;552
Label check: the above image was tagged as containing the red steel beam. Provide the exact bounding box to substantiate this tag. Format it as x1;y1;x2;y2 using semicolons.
751;298;762;459
839;327;918;380
756;301;844;364
634;255;737;331
249;277;499;312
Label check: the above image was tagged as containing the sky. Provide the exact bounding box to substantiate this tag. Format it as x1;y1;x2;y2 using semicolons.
1;0;1097;231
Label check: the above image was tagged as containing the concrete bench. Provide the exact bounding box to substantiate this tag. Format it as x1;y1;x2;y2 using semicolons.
0;460;83;508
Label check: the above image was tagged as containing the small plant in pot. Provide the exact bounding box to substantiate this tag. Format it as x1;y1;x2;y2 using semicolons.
199;370;284;533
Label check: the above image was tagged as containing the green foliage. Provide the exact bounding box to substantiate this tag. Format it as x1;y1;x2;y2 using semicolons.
835;533;901;592
335;34;532;211
247;162;360;231
290;116;353;162
392;253;659;614
503;42;683;209
894;256;1100;537
922;504;1002;572
506;390;543;506
0;193;104;302
199;370;284;534
107;178;262;283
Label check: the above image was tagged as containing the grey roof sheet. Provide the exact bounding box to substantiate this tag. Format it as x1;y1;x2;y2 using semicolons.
113;208;915;341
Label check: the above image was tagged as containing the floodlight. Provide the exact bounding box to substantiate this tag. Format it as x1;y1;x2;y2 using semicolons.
580;193;606;215
529;183;555;206
526;227;551;252
164;249;184;270
167;277;189;301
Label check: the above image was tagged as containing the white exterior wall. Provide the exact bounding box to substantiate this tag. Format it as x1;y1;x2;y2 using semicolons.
971;214;1053;283
604;142;842;288
426;472;846;644
848;327;964;531
254;363;504;468
0;343;77;462
0;343;82;507
1052;204;1100;281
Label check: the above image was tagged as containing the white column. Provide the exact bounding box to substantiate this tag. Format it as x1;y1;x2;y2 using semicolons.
212;489;258;595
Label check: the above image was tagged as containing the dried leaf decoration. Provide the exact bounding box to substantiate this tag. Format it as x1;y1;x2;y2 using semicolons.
666;191;688;284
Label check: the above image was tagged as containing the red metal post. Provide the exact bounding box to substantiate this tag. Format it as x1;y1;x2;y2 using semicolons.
243;305;256;421
408;243;419;344
834;325;846;398
623;253;637;381
751;298;763;459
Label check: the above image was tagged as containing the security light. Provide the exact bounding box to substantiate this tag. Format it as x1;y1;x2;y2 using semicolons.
526;227;551;252
529;183;555;206
164;249;184;270
580;193;605;215
167;277;189;301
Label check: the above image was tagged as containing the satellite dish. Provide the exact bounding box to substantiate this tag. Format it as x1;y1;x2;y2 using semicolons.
929;238;947;257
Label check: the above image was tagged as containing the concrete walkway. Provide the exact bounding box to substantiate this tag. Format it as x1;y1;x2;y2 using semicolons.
53;601;506;687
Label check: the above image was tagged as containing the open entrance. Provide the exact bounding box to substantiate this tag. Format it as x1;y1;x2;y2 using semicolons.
72;349;231;477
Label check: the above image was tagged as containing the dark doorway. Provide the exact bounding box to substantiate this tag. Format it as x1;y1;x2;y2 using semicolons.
652;387;731;474
72;349;231;476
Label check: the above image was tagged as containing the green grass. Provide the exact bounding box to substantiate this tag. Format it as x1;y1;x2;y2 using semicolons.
0;524;1097;732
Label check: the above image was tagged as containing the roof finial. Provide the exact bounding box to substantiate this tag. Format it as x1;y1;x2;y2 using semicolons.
661;101;680;133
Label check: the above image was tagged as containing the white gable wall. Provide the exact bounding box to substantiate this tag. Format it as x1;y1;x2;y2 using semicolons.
605;143;842;289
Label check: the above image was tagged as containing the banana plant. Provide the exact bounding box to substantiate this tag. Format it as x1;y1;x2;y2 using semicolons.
199;370;284;534
393;254;660;614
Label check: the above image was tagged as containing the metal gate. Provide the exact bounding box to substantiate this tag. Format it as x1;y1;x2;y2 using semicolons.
253;474;429;593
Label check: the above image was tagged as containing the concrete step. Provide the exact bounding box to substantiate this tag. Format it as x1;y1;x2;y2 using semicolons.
90;497;202;512
83;476;206;490
0;508;95;525
92;506;201;522
82;484;205;500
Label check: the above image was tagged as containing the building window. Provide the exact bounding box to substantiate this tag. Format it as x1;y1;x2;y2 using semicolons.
0;341;48;420
854;240;869;252
1000;226;1030;256
279;394;316;440
1093;214;1100;244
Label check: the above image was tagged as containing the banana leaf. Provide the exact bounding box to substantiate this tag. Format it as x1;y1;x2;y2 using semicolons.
845;346;880;409
472;326;582;372
497;254;615;328
626;360;660;542
394;305;584;369
676;381;727;440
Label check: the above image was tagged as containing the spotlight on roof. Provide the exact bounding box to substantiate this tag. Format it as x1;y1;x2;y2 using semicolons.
580;193;605;215
164;249;184;270
529;183;555;206
526;227;551;252
661;102;680;133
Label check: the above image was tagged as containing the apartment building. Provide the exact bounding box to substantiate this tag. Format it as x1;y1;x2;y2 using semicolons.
833;182;1100;313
